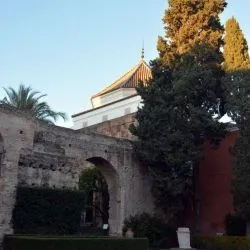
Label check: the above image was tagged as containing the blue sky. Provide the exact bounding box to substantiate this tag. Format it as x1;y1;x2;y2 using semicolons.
0;0;249;127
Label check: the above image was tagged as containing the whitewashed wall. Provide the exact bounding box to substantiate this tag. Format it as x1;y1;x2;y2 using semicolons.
92;88;137;108
72;94;142;130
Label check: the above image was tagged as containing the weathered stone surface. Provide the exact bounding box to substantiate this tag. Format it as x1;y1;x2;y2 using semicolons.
0;107;154;246
85;113;136;140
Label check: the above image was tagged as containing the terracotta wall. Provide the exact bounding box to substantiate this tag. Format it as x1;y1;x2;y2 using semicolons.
199;130;239;235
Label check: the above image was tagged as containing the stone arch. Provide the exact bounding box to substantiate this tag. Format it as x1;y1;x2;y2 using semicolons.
80;157;121;235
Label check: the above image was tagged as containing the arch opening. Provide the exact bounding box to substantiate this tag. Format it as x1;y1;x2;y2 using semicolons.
79;165;109;228
79;157;121;235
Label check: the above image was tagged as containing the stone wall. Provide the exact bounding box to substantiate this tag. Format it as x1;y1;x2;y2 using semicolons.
0;134;4;178
0;107;154;247
85;111;239;236
0;105;238;243
84;113;136;140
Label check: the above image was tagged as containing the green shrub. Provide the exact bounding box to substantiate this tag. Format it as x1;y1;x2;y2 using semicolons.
79;167;109;225
80;226;106;236
3;235;148;250
193;236;250;250
225;213;246;236
12;187;85;235
123;212;177;249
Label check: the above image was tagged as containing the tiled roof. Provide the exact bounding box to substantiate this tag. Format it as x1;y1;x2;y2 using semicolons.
92;59;152;98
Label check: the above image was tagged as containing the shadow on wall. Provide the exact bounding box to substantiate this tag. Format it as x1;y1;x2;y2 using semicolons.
0;133;4;177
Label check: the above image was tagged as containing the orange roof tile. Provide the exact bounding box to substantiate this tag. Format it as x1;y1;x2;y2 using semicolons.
92;59;152;99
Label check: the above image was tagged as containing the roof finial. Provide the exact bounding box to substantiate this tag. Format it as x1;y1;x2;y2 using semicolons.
141;41;144;60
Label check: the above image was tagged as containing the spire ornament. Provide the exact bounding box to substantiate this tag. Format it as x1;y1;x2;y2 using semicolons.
141;42;144;60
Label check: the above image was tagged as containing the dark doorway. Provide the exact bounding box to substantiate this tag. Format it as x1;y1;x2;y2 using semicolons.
79;164;109;230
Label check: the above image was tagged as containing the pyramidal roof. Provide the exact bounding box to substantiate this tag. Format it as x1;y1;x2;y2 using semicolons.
92;59;152;99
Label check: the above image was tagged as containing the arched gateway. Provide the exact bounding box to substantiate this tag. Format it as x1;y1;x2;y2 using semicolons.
0;107;154;244
81;157;121;233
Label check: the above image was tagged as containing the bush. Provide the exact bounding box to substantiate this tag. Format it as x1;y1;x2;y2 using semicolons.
3;235;148;250
80;226;106;236
193;236;250;250
79;167;109;225
225;213;246;236
123;213;177;249
12;187;85;235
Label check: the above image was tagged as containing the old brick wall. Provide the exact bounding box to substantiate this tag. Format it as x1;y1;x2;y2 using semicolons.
0;108;36;248
84;113;136;140
0;105;239;243
0;107;154;247
0;134;4;178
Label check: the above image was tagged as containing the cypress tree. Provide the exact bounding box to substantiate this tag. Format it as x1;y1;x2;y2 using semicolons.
224;17;250;72
131;0;227;224
223;16;250;125
158;0;227;67
223;17;250;221
233;118;250;221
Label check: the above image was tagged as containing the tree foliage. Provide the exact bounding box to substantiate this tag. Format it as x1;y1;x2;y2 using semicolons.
223;16;250;131
123;213;176;249
131;0;227;222
0;84;67;124
79;167;109;224
158;0;227;68
13;187;85;235
232;131;250;220
222;17;250;220
225;72;250;126
224;17;250;72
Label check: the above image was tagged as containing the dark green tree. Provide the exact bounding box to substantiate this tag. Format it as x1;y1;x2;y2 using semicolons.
0;84;67;124
131;0;227;224
224;17;250;72
223;16;250;124
223;17;250;221
232;128;250;221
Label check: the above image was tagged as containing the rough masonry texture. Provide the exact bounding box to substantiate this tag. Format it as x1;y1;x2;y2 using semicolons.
0;107;154;246
85;113;136;140
0;106;239;244
88;114;238;236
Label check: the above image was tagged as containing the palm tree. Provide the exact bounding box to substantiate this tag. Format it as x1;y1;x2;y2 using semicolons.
0;84;67;124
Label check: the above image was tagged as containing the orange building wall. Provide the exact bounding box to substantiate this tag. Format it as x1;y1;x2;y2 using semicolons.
199;130;239;235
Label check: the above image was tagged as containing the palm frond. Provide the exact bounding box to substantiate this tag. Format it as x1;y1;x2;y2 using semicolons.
1;84;67;124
